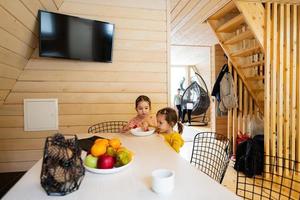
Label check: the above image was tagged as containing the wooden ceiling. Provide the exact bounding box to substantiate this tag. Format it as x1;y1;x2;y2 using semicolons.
170;0;230;65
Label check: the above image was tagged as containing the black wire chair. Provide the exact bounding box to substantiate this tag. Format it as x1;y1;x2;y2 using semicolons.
236;155;300;200
88;121;128;133
190;132;231;183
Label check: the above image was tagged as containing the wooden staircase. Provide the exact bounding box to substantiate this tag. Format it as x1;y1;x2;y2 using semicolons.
207;1;265;112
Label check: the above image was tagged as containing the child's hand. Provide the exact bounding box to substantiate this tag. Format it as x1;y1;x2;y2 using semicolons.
141;121;149;131
155;127;160;133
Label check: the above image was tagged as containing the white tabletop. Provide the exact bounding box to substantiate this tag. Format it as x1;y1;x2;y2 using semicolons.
3;133;240;200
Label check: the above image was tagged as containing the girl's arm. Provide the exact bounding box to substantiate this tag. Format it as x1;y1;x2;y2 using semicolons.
141;115;157;131
147;115;157;127
120;117;138;133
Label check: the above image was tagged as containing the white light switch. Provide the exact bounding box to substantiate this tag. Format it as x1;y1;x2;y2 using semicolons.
24;99;58;131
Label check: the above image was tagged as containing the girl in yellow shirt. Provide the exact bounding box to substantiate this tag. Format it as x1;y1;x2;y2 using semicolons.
156;107;184;153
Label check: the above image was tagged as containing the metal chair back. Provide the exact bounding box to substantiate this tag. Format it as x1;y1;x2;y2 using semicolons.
190;132;231;183
236;155;300;200
88;121;128;133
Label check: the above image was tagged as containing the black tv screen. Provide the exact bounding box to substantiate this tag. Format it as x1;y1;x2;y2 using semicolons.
39;10;114;62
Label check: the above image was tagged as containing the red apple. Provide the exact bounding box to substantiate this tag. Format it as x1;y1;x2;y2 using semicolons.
97;154;115;169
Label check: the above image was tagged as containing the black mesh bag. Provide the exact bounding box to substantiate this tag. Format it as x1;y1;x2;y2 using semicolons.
40;133;85;196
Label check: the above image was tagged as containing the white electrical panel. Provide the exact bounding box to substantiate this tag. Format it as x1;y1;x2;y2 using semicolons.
24;99;58;131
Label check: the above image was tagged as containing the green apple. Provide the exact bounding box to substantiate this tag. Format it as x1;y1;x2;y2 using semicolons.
84;154;98;168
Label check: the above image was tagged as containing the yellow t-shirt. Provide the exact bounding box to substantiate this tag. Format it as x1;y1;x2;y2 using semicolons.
162;132;184;153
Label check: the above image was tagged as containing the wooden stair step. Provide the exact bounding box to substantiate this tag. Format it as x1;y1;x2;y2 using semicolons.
231;46;261;57
246;76;264;81
239;60;264;69
209;1;237;20
224;30;253;45
217;14;244;33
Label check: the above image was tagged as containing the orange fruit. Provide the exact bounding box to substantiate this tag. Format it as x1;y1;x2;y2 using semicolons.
91;143;106;157
109;138;121;149
95;139;109;147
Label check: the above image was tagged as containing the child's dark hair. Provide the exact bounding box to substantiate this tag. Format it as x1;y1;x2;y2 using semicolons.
135;95;151;109
156;107;183;134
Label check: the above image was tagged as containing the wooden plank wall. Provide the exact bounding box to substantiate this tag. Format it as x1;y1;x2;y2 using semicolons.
264;3;300;168
0;0;59;106
0;0;168;172
211;44;227;133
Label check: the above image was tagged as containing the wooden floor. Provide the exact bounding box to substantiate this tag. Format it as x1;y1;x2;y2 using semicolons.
0;171;25;198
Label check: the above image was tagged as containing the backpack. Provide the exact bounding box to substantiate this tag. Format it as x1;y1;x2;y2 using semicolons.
234;135;264;177
219;72;238;112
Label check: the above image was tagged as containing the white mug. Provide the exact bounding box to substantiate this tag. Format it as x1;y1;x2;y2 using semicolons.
151;169;175;195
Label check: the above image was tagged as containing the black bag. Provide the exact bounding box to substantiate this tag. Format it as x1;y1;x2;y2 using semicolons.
234;135;264;177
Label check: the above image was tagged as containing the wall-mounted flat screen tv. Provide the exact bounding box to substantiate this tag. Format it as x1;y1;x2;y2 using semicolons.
39;10;114;62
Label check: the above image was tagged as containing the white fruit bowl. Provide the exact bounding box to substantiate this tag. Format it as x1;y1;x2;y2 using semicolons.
84;157;133;174
130;127;155;137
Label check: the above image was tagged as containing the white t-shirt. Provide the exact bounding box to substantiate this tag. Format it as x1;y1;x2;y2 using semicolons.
186;103;193;110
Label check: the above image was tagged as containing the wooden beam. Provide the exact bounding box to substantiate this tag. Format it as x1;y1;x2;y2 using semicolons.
232;69;238;155
228;61;233;149
231;46;261;57
249;96;253;115
238;79;243;132
290;4;297;165
235;1;265;50
224;29;253;45
283;4;290;172
217;14;244;32
278;4;284;172
270;3;277;159
297;3;300;168
243;88;248;133
209;1;236;20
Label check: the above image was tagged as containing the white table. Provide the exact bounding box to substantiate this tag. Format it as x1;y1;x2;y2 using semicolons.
3;133;240;200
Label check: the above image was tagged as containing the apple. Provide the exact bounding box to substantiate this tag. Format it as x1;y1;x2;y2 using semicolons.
97;154;115;169
84;154;98;168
